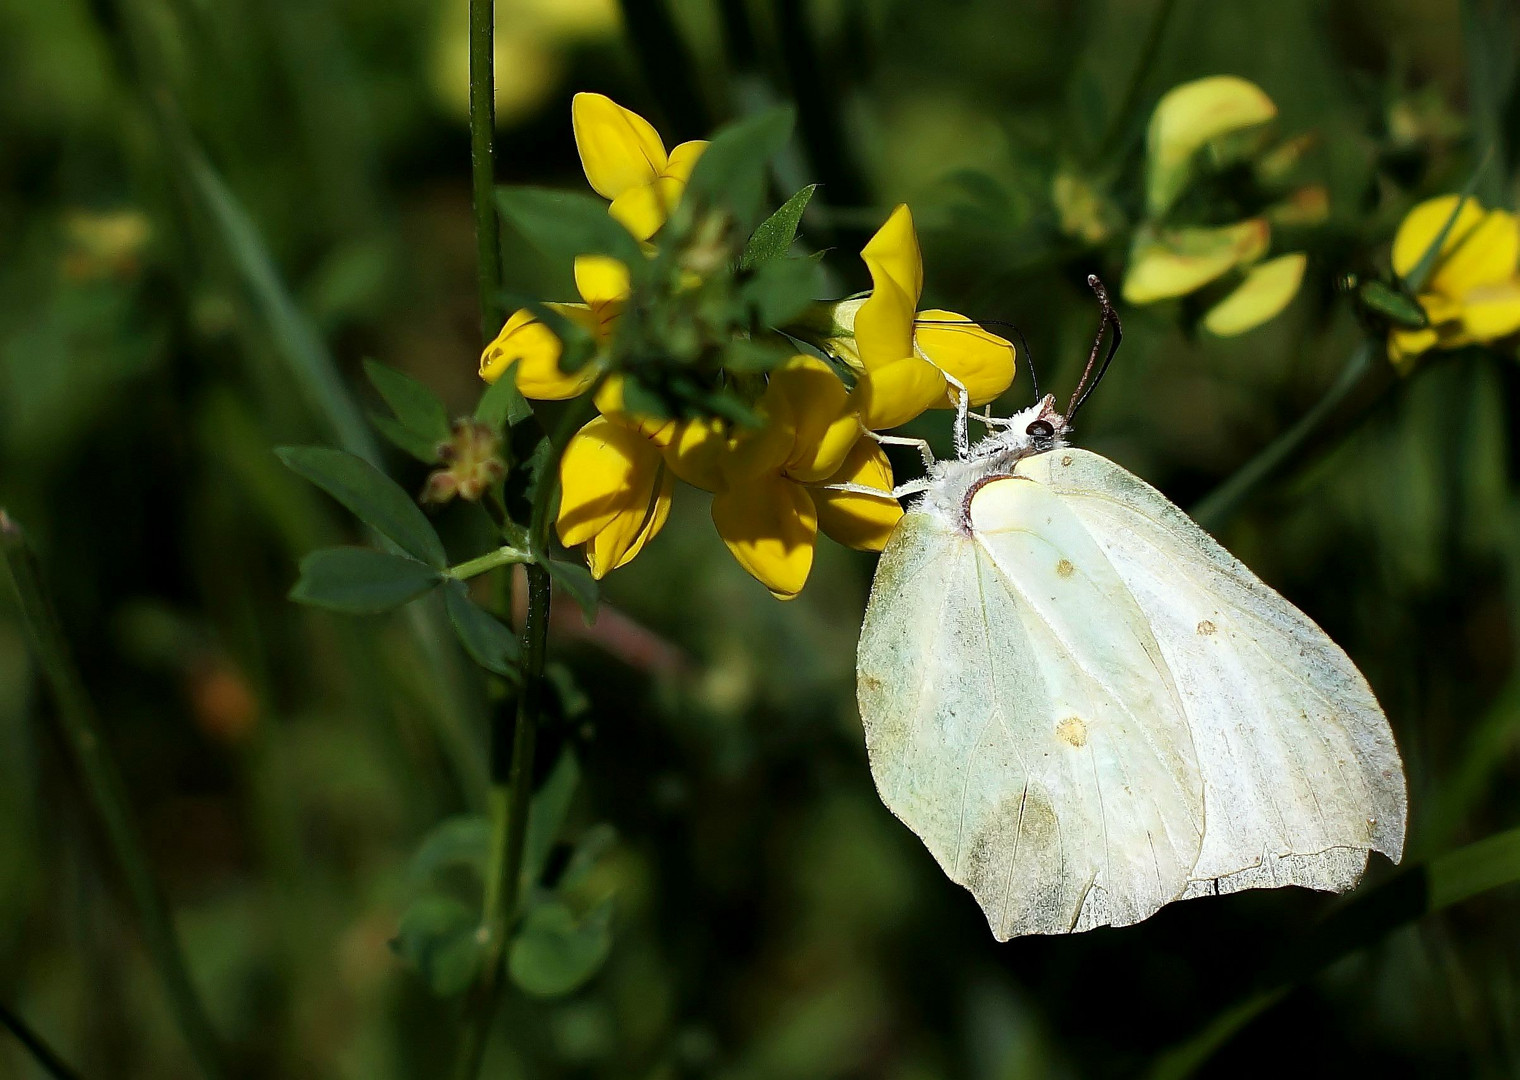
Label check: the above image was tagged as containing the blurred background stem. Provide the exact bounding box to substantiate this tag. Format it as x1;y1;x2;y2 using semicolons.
0;513;226;1080
0;1001;84;1080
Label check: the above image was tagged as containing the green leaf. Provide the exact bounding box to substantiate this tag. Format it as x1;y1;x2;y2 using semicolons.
475;362;535;432
277;446;446;567
684;107;796;227
392;894;483;998
290;547;443;614
443;580;522;679
1357;280;1429;329
740;184;816;269
559;823;617;893
743;256;825;327
543;557;600;623
496;188;646;276
523;749;581;891
507;899;613;999
371;413;444;464
407;814;492;887
364;360;451;446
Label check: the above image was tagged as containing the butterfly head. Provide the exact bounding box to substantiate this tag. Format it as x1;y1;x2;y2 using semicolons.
967;394;1069;462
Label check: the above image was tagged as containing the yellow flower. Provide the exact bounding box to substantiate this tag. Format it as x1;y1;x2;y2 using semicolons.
1387;194;1520;369
480;255;630;398
556;415;673;579
827;205;1016;431
1147;76;1277;216
573;92;707;242
666;356;903;599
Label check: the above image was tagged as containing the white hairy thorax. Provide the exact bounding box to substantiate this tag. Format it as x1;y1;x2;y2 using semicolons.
913;395;1070;529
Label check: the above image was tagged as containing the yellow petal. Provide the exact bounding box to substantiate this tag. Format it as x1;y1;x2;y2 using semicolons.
1429;210;1519;298
764;356;860;483
1122;220;1271;304
1387;326;1439;372
1202;253;1307;337
662;416;730;491
813;440;903;551
850;356;946;431
711;475;817;600
855;205;923;368
1391;194;1486;281
586;464;672;578
480;307;600;399
1459;279;1520;342
556;416;664;548
1147;76;1277;215
661;140;708;183
607;183;667;242
913;310;1017;406
574;254;632;309
572;92;666;200
593;376;679;446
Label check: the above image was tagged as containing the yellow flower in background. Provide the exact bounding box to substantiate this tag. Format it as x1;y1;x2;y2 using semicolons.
573;93;707;241
1387;194;1520;369
479;254;629;397
1201;253;1307;337
1147;75;1277;216
827;205;1016;430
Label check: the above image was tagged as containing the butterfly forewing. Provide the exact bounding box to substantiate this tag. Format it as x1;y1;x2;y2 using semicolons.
859;478;1206;939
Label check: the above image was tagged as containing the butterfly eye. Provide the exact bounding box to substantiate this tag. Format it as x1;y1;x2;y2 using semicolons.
1026;419;1055;440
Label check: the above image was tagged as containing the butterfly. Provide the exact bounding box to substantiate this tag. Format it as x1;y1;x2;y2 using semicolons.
851;277;1407;939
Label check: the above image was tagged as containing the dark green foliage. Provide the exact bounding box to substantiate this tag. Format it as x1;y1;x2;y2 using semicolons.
289;547;443;613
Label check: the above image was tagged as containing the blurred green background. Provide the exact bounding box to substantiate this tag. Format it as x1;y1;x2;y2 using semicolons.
2;0;1519;1076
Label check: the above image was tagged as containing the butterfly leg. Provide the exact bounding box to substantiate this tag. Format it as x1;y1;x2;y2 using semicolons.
971;407;1015;430
943;372;971;460
867;431;936;469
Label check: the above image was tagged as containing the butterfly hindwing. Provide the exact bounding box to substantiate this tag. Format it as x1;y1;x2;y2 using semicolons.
1015;449;1407;896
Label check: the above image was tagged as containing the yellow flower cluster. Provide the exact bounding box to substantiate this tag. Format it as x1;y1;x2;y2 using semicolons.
1387;194;1520;369
1122;76;1314;337
479;94;1015;598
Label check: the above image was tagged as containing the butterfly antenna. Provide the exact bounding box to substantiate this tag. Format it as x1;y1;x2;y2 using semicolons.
913;316;1039;402
1065;274;1122;422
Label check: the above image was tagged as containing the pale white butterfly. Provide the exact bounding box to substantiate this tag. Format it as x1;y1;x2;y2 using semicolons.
848;277;1406;940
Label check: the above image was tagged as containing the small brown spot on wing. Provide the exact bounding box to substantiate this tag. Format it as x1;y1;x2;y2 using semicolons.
1055;559;1074;577
1056;716;1088;747
1061;455;1073;466
1196;619;1217;636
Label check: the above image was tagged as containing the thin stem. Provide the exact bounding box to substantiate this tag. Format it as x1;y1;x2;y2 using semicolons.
0;513;226;1080
0;1000;85;1080
1190;341;1376;532
470;0;504;342
448;545;533;581
1093;0;1180;159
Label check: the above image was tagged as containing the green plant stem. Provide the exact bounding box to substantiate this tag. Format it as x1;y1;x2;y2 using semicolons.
470;0;504;343
449;545;533;581
0;512;226;1080
1191;341;1376;532
1094;0;1180;158
0;1000;84;1080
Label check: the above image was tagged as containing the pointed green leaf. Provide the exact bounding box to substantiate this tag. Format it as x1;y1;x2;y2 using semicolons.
443;580;522;679
290;547;443;613
496;188;646;275
523;750;581;891
364;360;451;445
278;446;446;567
740;184;816;269
507;899;613;999
371;413;444;463
392;894;483;998
475;361;535;432
684;107;796;227
543;557;599;623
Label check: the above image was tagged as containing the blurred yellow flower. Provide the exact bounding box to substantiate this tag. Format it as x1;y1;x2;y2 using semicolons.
479;254;628;397
573;93;707;241
1147;75;1276;216
1124;219;1307;335
826;205;1016;430
1387;195;1520;369
62;208;151;280
556;415;672;579
1201;253;1307;338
